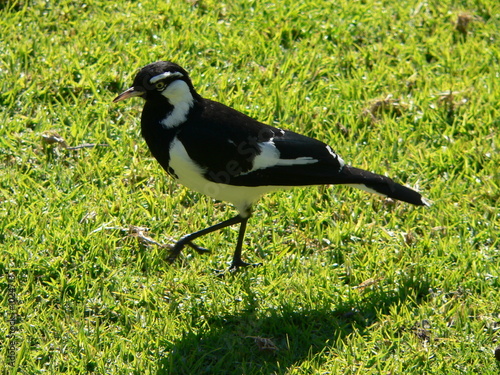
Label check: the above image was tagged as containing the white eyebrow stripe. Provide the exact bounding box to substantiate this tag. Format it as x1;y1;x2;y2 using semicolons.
149;71;184;84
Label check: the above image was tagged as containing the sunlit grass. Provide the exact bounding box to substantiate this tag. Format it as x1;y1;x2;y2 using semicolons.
1;0;499;373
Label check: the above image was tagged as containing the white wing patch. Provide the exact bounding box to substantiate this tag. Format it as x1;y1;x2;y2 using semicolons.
250;140;318;172
160;80;194;129
347;183;384;196
326;145;345;170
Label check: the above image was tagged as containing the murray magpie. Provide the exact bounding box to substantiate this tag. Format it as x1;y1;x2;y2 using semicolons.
113;61;429;271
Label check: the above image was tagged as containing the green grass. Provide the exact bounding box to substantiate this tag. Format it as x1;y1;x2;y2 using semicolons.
1;0;499;373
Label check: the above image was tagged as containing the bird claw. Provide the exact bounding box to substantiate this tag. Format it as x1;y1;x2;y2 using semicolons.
229;260;262;272
167;240;210;264
187;242;210;255
166;250;180;264
213;260;262;277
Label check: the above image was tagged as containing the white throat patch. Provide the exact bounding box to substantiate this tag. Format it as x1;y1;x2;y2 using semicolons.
160;80;194;129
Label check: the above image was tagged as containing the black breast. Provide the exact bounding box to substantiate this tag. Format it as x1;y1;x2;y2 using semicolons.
140;99;178;174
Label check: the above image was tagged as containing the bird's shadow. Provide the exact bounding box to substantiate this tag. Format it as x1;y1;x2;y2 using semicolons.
156;274;430;375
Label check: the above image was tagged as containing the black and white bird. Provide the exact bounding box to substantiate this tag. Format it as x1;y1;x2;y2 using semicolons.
113;61;429;271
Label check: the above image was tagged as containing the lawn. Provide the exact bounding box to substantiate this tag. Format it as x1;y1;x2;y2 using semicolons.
1;0;499;373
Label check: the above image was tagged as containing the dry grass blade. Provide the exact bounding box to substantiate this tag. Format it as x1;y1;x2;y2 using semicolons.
246;336;279;353
353;277;384;291
41;130;108;150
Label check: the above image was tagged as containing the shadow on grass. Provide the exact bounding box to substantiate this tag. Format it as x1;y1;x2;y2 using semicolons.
157;276;430;375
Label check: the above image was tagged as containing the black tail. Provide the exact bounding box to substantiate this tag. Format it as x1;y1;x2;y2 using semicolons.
227;161;429;206
340;166;429;206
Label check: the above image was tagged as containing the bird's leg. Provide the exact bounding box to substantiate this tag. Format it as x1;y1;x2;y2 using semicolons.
228;217;261;271
167;214;247;263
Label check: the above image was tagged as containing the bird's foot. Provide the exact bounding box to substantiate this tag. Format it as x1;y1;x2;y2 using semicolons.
213;259;262;277
166;246;182;264
229;259;262;272
167;239;210;264
187;242;210;255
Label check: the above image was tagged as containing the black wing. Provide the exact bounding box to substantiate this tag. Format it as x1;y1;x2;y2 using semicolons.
177;99;344;186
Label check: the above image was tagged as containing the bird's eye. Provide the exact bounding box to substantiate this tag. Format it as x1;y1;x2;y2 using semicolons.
155;81;166;90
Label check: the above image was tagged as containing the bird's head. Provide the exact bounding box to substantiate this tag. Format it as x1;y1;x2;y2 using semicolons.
113;61;198;105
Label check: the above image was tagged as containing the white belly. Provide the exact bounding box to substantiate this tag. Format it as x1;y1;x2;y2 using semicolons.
169;138;284;215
